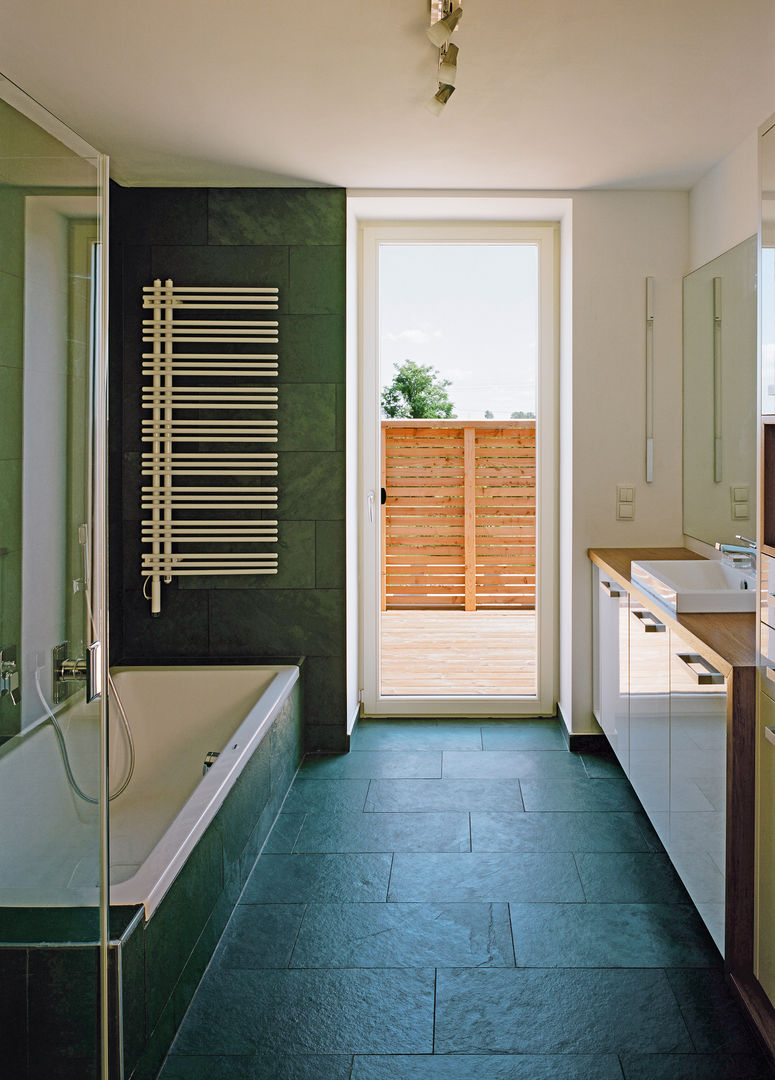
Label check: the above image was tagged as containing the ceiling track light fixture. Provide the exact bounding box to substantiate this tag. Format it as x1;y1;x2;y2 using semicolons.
426;0;462;116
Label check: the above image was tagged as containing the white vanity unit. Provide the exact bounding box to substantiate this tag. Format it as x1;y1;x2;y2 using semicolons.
590;547;756;979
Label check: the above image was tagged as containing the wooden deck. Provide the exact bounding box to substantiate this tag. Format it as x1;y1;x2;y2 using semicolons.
380;610;537;696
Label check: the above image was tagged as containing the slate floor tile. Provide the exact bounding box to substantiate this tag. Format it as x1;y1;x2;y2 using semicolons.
365;778;524;813
264;814;306;853
299;750;442;779
172;967;435;1055
351;1054;624;1079
520;778;643;812
434;968;693;1053
664;969;762;1053
160;1054;354;1079
216;905;305;969
574;852;692;904
282;778;371;814
509;903;719;967
471;811;651;852
480;721;568;751
289;902;514;968
293;810;470;853
352;720;484;751
618;1053;770;1079
241;853;392;903
443;750;585;780
388;852;584;902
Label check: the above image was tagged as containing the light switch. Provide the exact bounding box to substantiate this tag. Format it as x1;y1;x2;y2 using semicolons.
616;484;635;521
733;485;749;502
733;502;750;520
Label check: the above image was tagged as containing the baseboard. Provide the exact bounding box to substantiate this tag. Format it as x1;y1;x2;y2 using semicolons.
567;732;609;753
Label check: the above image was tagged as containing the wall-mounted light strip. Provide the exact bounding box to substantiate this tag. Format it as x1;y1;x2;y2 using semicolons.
645;276;655;483
713;275;723;483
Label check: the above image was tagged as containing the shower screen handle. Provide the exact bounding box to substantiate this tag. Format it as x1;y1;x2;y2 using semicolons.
87;641;103;702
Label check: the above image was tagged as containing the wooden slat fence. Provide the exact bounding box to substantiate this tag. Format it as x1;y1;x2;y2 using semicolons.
382;419;536;610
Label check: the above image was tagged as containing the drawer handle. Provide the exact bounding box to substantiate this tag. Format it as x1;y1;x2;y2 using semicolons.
676;652;724;685
632;609;666;632
600;579;624;598
766;726;775;747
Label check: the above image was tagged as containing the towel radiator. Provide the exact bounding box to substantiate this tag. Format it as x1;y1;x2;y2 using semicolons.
141;280;280;615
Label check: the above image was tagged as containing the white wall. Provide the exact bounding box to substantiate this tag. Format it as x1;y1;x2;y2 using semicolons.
560;191;689;733
689;132;759;271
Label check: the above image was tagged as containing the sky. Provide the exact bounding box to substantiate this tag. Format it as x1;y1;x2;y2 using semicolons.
379;243;538;420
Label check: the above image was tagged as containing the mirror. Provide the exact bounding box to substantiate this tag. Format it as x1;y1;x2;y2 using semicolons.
683;235;757;547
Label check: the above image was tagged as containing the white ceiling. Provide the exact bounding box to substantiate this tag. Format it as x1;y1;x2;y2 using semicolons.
2;0;775;190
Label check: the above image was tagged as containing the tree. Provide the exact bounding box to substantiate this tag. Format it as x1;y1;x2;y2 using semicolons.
484;410;494;419
510;410;536;419
381;360;456;419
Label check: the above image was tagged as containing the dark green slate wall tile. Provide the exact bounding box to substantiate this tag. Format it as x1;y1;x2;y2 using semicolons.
306;723;350;753
121;921;147;1078
277;384;337;451
112;188;208;245
150;245;288;301
121;588;209;658
289;246;345;314
145;823;223;1031
209;589;345;656
216;734;272;871
281;315;345;382
28;946;99;1069
208;189;345;246
0;948;27;1077
302;655;347;728
279;452;345;520
315;523;345;588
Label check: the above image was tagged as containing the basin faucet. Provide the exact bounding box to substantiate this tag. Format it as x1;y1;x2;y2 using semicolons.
715;535;756;570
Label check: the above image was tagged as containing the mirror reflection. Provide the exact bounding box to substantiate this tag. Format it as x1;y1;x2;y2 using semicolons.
683;235;757;547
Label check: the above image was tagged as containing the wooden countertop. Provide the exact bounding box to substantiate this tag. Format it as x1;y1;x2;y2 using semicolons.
589;546;757;674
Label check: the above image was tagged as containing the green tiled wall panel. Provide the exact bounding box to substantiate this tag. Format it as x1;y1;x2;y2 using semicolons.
111;186;348;750
208;188;345;247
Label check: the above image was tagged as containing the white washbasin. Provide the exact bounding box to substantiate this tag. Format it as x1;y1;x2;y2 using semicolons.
630;559;755;613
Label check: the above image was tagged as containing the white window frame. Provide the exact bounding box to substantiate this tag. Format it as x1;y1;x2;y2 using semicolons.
359;221;558;716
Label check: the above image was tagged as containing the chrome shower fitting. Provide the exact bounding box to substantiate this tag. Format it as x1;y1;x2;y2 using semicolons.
0;645;20;705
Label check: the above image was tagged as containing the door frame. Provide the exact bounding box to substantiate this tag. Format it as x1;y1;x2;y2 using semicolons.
358;220;558;715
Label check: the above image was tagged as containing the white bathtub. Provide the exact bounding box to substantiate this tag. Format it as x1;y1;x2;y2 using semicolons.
108;664;299;915
0;664;299;916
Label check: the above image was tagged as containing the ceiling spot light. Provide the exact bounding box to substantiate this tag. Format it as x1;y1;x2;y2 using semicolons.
438;42;458;86
427;5;462;47
426;83;455;116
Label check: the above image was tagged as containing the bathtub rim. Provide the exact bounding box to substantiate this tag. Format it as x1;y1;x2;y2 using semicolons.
108;663;300;919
